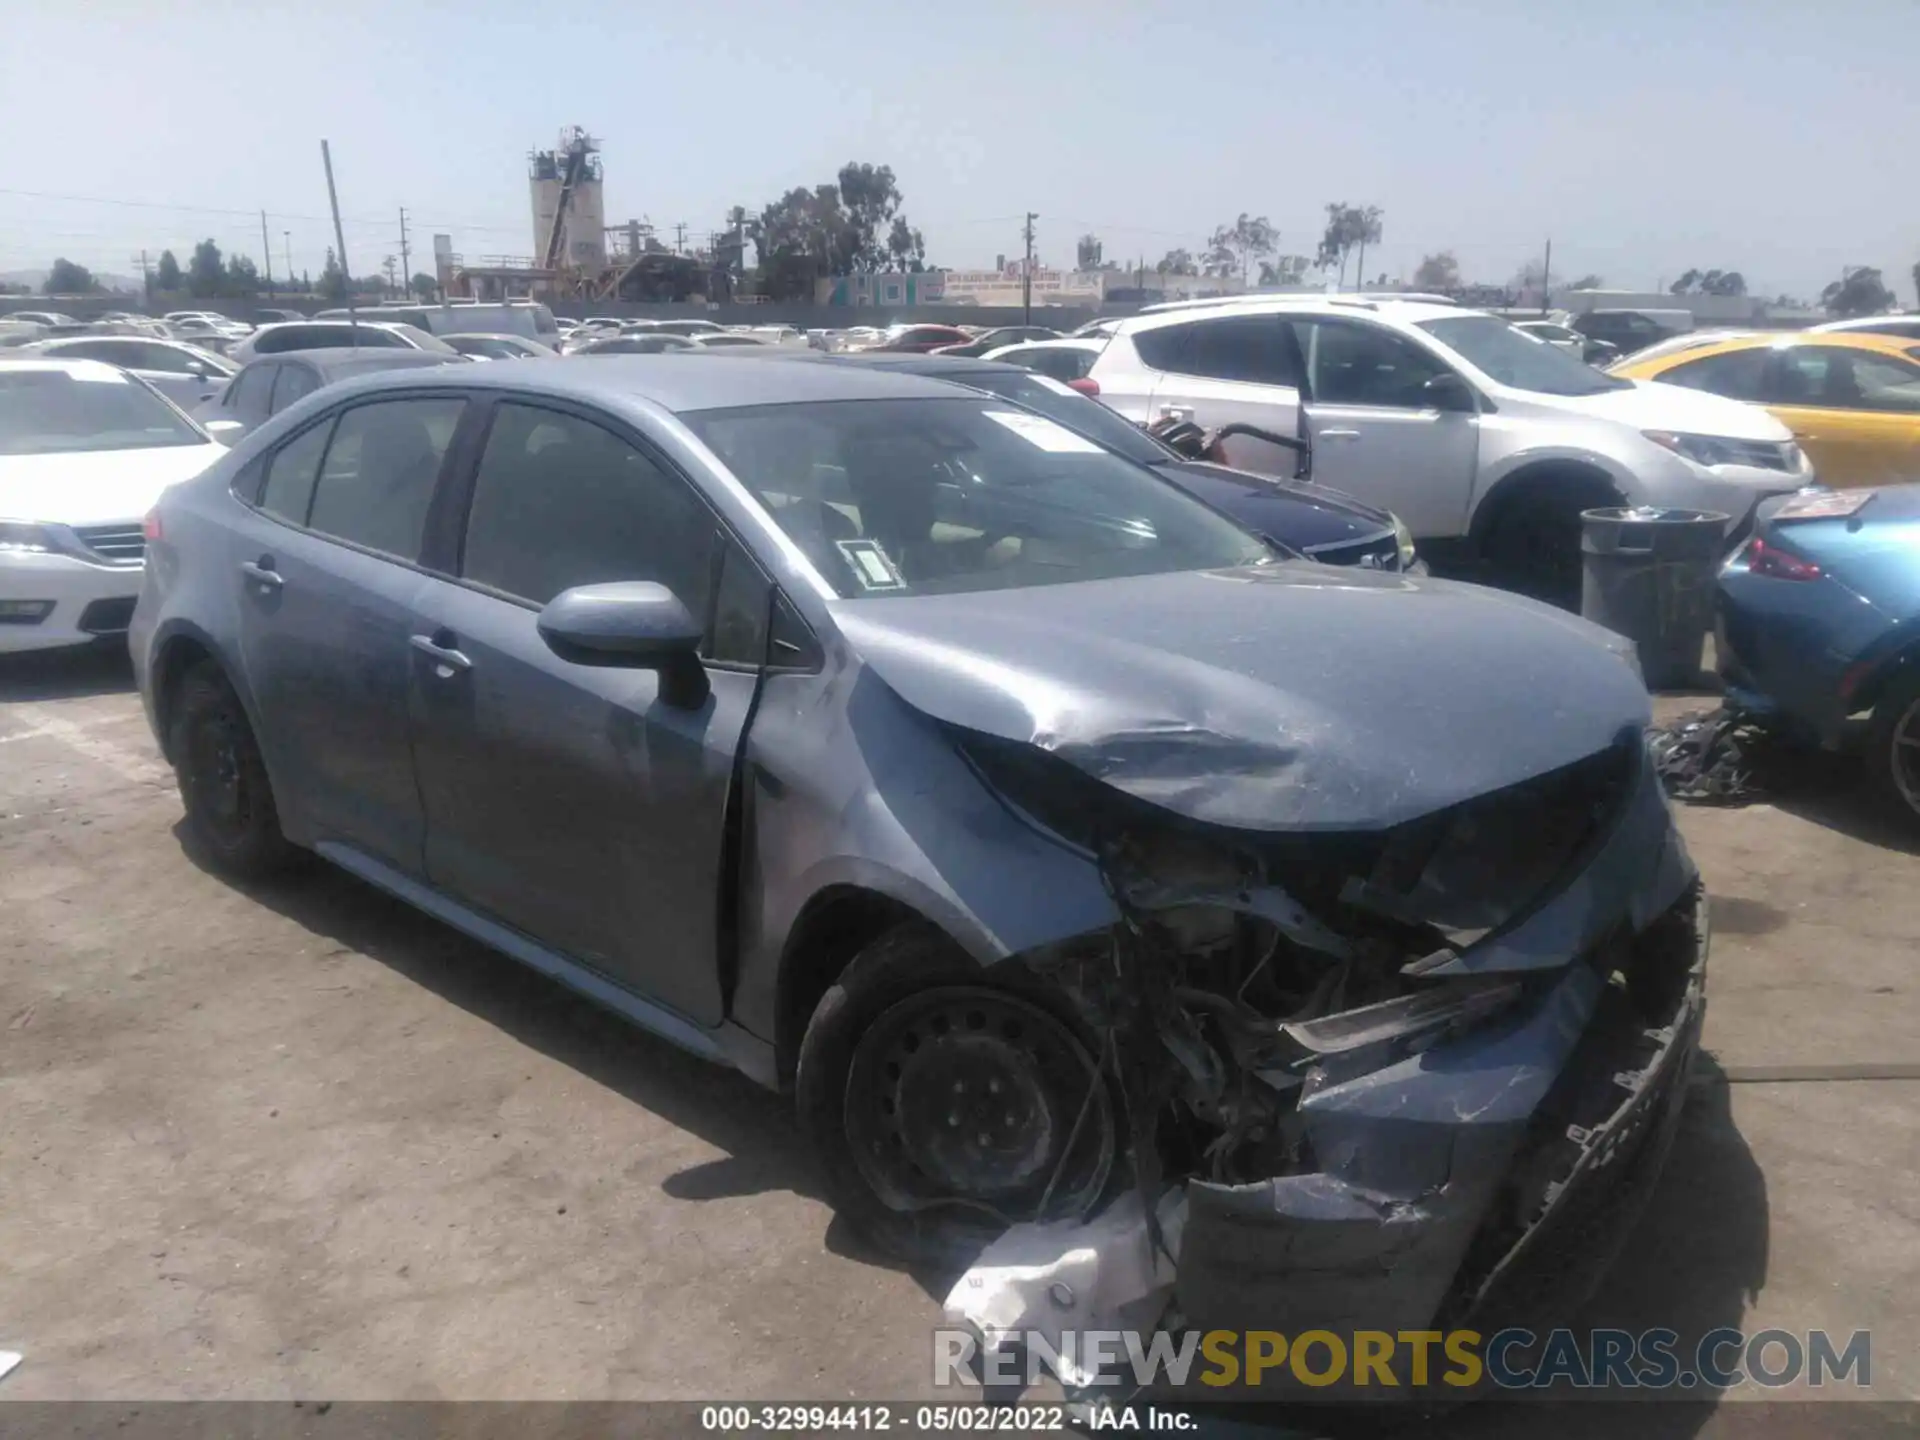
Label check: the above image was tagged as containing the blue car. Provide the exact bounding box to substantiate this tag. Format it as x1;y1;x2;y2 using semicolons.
1717;485;1920;826
131;356;1702;1339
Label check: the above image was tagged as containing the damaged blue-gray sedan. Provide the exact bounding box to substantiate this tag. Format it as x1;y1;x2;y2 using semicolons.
129;356;1707;1338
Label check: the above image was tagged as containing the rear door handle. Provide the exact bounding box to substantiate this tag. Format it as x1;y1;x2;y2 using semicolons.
1318;428;1362;441
410;633;472;673
239;559;282;590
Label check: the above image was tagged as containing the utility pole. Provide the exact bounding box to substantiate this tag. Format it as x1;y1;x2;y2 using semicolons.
398;208;412;300
382;255;399;297
284;231;294;293
674;221;687;254
133;250;152;306
1022;212;1037;324
320;139;357;341
260;210;274;296
1541;238;1552;316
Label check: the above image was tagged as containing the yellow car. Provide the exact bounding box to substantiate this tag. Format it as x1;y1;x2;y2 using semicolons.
1611;331;1920;488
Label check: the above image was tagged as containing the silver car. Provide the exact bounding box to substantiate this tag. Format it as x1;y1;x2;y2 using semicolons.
23;335;235;409
131;357;1704;1334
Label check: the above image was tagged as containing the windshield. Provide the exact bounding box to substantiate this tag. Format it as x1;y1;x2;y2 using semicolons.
1419;315;1631;396
0;366;206;455
951;368;1174;467
685;397;1272;600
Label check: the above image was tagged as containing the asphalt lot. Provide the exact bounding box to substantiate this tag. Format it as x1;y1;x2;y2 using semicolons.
2;645;1918;1429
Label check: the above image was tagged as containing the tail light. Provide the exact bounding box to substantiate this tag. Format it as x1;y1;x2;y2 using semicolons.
142;509;163;543
1747;536;1820;581
1067;377;1100;396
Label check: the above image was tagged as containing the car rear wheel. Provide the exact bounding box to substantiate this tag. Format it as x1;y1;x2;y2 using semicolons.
1867;670;1920;833
169;662;299;878
795;924;1118;1266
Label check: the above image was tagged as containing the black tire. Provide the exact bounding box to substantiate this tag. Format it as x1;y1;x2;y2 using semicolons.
795;924;1117;1267
169;661;299;878
1478;480;1612;610
1866;669;1920;833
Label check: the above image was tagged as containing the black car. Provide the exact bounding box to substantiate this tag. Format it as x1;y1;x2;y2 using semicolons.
813;352;1419;571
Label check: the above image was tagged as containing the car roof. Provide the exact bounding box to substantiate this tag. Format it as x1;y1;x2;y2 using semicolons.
0;355;140;380
444;332;532;342
323;352;980;414
1117;294;1469;335
246;348;459;376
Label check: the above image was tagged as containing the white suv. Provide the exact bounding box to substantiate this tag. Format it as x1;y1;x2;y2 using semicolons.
1085;297;1816;599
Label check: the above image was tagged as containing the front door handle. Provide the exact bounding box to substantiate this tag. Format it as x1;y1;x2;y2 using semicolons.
239;558;282;590
1318;428;1362;441
410;633;472;674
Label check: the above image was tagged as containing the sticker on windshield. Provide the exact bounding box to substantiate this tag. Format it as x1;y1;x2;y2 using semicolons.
835;538;907;591
982;409;1102;453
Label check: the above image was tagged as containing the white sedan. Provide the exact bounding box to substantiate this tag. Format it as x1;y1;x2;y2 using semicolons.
0;359;225;653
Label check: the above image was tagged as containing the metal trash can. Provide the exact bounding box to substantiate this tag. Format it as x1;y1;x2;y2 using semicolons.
1579;506;1730;690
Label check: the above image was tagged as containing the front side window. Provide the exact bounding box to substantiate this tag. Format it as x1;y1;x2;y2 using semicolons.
1771;347;1920;413
306;398;465;559
224;363;271;414
1848;354;1920;413
269;363;321;413
0;366;205;455
686;397;1273;600
460;402;717;609
1656;348;1770;401
1420;315;1630;396
1294;320;1452;407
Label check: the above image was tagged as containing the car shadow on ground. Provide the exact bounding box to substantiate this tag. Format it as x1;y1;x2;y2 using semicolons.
1425;1053;1770;1439
171;821;829;1206
0;642;136;702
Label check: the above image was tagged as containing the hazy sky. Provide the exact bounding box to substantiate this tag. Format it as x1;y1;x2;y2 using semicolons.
3;0;1915;302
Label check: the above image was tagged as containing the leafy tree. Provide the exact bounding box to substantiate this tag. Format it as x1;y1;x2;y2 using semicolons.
836;162;906;274
1316;204;1383;287
1413;251;1461;290
1155;248;1198;276
1821;266;1895;318
43;257;97;294
410;272;438;300
1205;214;1277;285
155;249;183;292
187;240;225;297
225;255;260;296
887;216;927;272
1671;268;1746;297
1565;273;1604;291
1257;255;1311;286
1512;258;1551;295
1911;259;1919;307
318;247;348;303
1076;234;1104;271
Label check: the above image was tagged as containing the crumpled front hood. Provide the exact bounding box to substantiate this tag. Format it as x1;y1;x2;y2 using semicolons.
833;564;1651;832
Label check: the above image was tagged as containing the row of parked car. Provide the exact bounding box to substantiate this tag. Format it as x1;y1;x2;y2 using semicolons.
5;292;1918;1345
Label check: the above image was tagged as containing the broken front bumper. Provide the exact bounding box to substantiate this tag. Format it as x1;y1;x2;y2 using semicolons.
1172;884;1708;1348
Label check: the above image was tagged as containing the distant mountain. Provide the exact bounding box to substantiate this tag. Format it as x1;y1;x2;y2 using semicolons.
0;268;144;295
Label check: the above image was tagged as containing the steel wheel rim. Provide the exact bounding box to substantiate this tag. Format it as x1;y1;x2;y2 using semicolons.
843;987;1113;1224
189;708;251;841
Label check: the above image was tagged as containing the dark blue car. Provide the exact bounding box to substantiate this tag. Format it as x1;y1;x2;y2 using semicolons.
1717;485;1920;826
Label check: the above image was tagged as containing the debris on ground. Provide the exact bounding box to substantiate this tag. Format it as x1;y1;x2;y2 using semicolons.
943;1188;1187;1390
1647;705;1800;804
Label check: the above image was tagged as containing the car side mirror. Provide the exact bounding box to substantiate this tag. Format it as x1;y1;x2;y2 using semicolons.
537;581;709;705
1423;372;1478;413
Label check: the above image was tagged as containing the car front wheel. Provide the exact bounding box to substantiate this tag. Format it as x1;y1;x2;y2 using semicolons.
795;925;1118;1266
1867;670;1920;833
169;662;299;878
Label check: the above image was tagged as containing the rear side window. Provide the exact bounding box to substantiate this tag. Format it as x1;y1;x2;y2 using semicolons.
1659;349;1770;401
259;419;334;523
306;398;465;559
459;401;717;609
1135;316;1302;388
269;363;321;413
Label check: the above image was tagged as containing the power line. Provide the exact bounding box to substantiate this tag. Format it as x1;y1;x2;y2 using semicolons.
0;185;529;237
